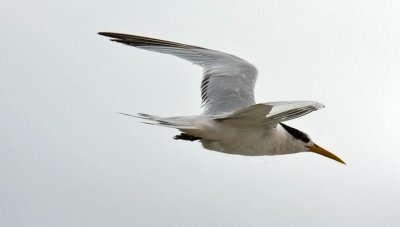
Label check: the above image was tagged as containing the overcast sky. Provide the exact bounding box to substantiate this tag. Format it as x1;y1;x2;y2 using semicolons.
1;0;400;226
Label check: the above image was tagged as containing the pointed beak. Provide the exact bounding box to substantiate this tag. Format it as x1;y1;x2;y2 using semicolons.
307;144;346;165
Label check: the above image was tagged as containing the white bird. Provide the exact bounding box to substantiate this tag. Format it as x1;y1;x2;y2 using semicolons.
99;32;345;164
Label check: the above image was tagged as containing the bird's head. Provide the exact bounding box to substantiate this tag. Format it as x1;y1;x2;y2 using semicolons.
280;123;346;165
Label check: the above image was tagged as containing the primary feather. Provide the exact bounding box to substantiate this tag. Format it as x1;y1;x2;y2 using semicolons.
98;32;257;115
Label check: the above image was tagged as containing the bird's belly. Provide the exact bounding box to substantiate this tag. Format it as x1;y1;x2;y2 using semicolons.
199;125;284;156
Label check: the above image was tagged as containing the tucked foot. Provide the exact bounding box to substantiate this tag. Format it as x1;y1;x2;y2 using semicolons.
174;133;201;141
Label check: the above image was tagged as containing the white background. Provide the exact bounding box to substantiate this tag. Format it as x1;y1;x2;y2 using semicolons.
1;0;400;226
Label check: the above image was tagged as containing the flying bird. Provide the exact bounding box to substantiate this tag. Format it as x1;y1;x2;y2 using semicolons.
98;32;345;164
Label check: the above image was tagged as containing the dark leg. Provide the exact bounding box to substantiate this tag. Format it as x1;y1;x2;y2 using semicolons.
174;133;201;141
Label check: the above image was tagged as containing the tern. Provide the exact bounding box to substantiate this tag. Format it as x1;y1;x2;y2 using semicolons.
99;32;345;164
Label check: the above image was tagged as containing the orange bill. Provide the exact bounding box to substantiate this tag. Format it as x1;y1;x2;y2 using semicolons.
307;144;346;165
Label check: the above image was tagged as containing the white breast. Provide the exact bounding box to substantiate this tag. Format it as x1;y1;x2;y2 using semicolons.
197;121;303;156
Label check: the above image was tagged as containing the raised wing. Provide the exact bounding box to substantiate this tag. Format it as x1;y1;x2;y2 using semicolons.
98;32;258;115
264;101;324;126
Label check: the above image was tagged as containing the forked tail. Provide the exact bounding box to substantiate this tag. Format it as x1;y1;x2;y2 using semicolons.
117;112;199;130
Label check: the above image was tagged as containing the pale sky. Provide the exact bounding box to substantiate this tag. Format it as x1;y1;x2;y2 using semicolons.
1;0;400;226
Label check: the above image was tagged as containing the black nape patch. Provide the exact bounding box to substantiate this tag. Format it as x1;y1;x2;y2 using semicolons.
280;123;310;143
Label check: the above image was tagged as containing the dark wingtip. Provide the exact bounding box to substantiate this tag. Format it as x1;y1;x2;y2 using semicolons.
116;112;136;117
98;32;130;45
97;32;202;49
98;32;115;38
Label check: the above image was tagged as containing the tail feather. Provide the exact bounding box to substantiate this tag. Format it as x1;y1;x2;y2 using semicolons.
117;112;198;129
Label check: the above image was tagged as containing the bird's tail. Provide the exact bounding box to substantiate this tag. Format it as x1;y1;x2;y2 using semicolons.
117;112;199;130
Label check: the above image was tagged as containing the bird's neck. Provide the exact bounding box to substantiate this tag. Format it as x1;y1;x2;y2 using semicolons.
274;124;305;155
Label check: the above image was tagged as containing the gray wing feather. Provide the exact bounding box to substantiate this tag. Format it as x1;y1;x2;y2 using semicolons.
212;101;323;128
99;32;258;115
264;101;324;126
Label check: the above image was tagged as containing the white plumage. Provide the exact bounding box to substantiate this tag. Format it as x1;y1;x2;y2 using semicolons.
99;32;345;164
